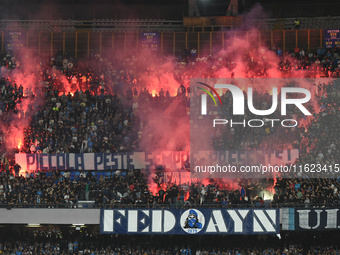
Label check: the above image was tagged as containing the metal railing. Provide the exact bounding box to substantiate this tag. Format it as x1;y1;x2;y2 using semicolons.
0;19;184;32
0;16;337;57
2;202;340;209
0;29;326;58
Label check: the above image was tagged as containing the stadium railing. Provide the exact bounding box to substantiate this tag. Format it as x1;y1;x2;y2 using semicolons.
1;202;339;209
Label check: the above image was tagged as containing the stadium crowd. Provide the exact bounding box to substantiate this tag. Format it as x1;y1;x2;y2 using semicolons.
1;243;337;255
1;44;340;154
1;167;340;208
0;44;339;208
0;227;339;254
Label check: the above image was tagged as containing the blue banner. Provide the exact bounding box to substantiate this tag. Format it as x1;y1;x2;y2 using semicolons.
282;208;340;231
100;208;279;235
324;29;340;48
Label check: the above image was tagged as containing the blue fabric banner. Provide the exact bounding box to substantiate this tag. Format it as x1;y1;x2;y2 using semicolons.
282;208;340;231
100;208;279;235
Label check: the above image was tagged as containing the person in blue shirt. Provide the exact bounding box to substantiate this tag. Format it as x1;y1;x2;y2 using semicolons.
180;248;191;255
240;186;246;197
277;48;283;57
73;240;79;252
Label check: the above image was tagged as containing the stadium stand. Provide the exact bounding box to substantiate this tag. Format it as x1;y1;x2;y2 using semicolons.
0;1;340;253
0;43;339;208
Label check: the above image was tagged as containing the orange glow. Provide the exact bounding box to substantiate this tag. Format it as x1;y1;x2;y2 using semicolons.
268;178;277;194
151;90;157;97
184;191;190;201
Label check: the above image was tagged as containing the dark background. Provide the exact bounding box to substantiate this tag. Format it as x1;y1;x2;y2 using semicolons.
0;0;340;20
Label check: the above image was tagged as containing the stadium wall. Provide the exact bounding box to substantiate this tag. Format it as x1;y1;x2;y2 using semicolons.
0;208;100;224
